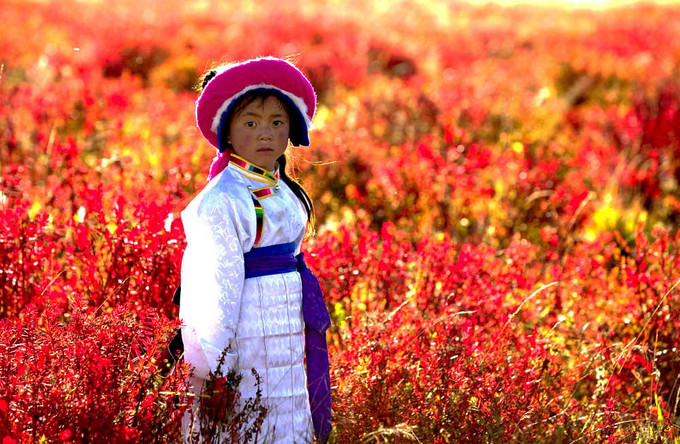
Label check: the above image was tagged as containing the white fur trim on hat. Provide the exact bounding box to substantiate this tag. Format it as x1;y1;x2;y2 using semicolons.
209;83;315;134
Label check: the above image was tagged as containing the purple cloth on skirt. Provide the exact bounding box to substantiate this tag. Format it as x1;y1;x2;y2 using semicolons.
243;244;332;443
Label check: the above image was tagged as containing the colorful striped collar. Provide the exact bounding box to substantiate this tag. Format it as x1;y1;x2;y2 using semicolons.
228;153;279;185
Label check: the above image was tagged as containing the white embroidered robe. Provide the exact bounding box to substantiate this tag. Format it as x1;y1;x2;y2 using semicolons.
180;156;314;443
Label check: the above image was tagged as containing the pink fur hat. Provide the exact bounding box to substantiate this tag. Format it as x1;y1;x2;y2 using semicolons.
196;57;317;151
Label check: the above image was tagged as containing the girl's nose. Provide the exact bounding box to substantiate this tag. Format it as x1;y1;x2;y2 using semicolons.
259;126;273;140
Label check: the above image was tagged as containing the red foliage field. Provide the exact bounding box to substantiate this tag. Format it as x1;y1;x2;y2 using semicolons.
1;0;680;442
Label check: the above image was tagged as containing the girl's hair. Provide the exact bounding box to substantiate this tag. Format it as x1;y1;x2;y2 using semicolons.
199;69;218;91
201;71;315;230
277;152;315;232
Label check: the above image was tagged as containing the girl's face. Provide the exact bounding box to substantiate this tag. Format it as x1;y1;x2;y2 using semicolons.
228;95;290;171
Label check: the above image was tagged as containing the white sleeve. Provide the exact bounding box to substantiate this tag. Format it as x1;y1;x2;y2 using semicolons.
179;191;245;380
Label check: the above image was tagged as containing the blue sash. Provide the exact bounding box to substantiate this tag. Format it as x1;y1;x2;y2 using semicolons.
243;242;332;443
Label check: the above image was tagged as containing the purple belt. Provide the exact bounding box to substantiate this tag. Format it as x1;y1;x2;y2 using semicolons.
244;242;332;443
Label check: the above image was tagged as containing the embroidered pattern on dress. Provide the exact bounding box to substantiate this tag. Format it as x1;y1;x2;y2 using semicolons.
229;153;281;248
250;194;265;247
251;186;278;199
229;153;279;183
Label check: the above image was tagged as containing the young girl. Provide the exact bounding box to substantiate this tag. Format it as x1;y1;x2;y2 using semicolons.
178;57;332;443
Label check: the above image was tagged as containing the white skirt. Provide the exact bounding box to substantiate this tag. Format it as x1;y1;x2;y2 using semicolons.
182;271;314;443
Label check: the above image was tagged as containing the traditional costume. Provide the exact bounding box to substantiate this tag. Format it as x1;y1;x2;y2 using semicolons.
177;57;332;443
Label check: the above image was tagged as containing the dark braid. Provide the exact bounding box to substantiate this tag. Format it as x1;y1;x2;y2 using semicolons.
277;154;315;232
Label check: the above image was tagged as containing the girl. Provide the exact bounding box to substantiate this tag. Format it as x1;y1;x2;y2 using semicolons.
178;57;332;443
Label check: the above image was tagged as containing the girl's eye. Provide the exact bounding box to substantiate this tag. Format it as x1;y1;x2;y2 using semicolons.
245;121;256;128
273;120;283;126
